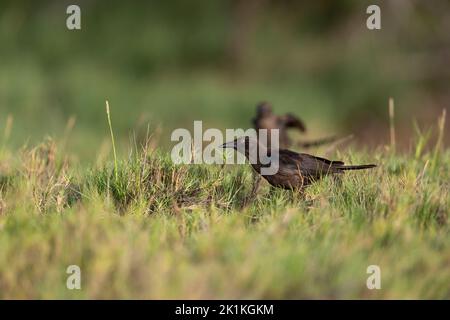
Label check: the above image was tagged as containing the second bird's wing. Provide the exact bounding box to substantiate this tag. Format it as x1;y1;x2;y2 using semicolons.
281;113;307;132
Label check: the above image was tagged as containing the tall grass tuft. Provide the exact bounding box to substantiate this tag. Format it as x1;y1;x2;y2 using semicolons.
389;97;396;152
431;109;446;174
106;100;119;182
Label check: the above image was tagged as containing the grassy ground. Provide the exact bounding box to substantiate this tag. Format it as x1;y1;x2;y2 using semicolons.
0;118;448;299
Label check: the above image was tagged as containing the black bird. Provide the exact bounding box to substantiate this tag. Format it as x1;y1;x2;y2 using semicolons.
221;136;376;190
253;102;339;149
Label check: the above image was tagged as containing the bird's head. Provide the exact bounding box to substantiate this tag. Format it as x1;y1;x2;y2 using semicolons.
256;102;273;116
220;136;260;157
220;136;276;173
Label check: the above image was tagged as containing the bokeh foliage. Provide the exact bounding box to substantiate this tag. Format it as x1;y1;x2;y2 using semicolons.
0;1;449;160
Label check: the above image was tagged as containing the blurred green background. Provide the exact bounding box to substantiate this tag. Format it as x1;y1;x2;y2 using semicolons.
0;0;449;161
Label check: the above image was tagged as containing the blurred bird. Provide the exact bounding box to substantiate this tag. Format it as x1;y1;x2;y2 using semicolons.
252;101;340;149
221;136;376;190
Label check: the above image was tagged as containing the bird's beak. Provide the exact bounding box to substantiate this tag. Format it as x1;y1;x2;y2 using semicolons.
220;140;236;149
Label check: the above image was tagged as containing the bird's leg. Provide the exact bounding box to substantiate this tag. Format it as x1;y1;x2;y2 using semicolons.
331;174;343;189
297;187;306;199
249;172;261;199
242;171;261;208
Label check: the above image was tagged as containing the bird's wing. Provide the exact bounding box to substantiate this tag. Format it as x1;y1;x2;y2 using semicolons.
281;150;344;166
300;153;345;166
281;113;307;132
279;150;344;177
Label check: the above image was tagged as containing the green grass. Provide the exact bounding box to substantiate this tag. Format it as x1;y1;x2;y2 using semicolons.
0;128;448;299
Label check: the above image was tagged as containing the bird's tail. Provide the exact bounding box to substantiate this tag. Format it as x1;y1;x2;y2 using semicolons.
337;164;377;171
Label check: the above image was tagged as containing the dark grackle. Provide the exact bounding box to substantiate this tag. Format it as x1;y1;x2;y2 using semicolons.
252;101;340;149
221;136;376;190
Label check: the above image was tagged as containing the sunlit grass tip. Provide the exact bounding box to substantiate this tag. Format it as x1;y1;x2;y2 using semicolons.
106;100;119;182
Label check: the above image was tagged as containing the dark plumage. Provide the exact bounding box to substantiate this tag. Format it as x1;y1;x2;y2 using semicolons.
221;136;376;190
252;101;338;149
